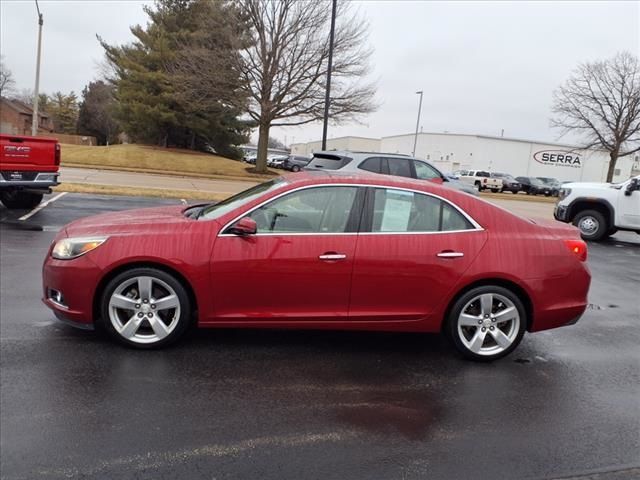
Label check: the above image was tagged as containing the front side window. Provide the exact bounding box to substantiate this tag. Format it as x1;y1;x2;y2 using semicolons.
386;158;413;178
246;186;359;233
414;160;442;180
371;188;474;233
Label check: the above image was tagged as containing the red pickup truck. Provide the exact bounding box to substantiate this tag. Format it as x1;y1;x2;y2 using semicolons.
0;134;60;209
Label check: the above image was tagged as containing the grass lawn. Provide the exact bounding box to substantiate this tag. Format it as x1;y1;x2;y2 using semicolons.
60;144;276;180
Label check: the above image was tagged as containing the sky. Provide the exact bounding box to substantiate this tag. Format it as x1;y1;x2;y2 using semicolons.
1;0;639;146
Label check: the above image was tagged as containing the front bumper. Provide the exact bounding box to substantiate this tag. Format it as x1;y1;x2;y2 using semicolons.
554;204;570;222
42;252;103;327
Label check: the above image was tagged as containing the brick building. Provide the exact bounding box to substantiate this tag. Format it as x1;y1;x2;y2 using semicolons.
0;97;54;136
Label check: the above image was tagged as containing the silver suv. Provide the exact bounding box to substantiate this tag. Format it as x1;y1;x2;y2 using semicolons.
304;151;478;195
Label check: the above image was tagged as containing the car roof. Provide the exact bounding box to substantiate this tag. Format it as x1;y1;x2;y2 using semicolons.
312;150;412;159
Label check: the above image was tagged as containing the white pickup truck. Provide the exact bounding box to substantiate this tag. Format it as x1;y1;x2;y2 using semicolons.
456;170;503;192
554;175;640;241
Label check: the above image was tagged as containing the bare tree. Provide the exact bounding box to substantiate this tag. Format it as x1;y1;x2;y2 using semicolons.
0;56;16;97
551;52;640;182
238;0;377;172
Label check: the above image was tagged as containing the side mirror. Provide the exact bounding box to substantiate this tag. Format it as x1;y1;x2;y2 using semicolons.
228;217;257;236
625;178;639;196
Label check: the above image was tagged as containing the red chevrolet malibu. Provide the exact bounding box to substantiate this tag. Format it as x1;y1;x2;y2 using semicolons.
42;172;590;361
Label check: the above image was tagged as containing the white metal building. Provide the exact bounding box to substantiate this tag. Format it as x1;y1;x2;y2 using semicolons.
291;132;639;183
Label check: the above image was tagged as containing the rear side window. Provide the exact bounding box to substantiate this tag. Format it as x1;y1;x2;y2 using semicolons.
414;160;442;180
307;154;352;170
370;188;474;233
476;171;490;177
386;158;412;178
358;157;382;174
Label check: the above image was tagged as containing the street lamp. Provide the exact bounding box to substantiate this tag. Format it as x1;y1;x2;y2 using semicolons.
321;0;337;151
31;0;43;136
412;91;423;157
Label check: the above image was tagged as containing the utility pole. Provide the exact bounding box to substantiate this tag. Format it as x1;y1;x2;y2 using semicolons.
31;0;43;137
321;0;337;151
412;91;423;157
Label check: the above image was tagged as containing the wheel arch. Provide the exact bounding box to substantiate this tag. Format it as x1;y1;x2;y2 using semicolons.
567;198;614;226
92;261;199;325
441;278;534;332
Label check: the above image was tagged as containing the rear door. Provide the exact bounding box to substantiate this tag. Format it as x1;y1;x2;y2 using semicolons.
617;179;640;228
349;187;487;323
210;185;364;322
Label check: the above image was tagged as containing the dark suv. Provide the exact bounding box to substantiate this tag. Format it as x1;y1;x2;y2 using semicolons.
515;176;552;196
304;151;477;195
283;155;311;172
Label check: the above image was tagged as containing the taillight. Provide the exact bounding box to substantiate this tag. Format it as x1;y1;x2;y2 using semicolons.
55;143;61;165
564;239;587;262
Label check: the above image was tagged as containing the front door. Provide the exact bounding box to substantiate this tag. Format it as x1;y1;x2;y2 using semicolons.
210;185;363;322
618;178;640;228
349;187;487;324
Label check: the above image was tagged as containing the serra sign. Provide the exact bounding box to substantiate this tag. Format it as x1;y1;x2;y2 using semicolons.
533;150;581;168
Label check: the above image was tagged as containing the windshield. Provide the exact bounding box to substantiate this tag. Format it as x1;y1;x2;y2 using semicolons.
198;178;287;220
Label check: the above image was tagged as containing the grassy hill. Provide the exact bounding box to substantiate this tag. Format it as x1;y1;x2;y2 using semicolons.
61;144;275;180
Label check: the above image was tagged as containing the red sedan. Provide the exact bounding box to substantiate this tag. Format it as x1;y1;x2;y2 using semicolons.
42;172;590;361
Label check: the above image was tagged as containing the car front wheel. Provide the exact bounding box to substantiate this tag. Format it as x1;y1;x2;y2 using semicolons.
446;286;526;361
573;209;607;241
292;165;301;172
100;268;192;348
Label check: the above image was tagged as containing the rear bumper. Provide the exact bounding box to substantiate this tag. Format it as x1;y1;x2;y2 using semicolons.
528;263;591;332
0;171;60;189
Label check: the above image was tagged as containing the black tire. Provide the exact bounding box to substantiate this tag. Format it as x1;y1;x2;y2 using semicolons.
573;209;608;241
0;191;43;209
445;285;527;362
100;267;193;349
526;190;532;195
291;165;301;172
491;188;500;193
512;190;518;194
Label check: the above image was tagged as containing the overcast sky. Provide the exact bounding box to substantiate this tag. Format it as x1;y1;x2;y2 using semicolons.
1;0;638;145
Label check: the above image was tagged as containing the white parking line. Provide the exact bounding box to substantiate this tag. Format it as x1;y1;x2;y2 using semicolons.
18;192;68;221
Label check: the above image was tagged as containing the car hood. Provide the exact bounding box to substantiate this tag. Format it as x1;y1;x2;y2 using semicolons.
64;205;195;237
562;181;615;190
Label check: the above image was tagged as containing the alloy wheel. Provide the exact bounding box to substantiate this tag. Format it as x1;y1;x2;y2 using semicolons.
457;293;520;356
108;276;181;344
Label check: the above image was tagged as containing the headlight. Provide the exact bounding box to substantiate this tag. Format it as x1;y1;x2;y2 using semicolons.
558;188;571;200
52;237;108;260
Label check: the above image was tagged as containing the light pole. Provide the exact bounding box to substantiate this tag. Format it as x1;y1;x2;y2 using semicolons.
31;0;43;136
412;91;423;157
321;0;337;151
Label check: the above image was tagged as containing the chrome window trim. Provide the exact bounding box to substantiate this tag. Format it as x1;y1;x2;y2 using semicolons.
217;183;484;237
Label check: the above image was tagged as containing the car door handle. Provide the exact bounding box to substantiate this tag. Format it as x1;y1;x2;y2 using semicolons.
319;253;347;261
437;251;464;258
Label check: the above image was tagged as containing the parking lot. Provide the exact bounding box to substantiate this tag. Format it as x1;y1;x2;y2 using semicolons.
1;192;639;480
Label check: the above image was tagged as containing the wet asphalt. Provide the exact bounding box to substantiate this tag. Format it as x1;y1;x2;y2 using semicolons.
0;193;639;480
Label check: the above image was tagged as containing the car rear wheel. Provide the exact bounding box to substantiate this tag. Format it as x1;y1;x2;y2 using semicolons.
512;190;518;194
0;191;43;209
446;286;526;361
100;268;192;348
292;165;301;172
573;210;607;241
491;188;500;193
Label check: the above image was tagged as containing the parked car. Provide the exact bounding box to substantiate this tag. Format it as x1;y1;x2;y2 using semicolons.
537;177;562;197
304;150;476;195
243;155;257;164
554;175;640;241
457;170;503;192
43;172;590;361
266;154;288;168
444;174;479;196
515;176;552;196
490;172;521;194
283;155;311;172
0;134;61;209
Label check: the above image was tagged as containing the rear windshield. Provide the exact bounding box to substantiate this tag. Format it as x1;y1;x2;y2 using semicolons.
306;153;353;170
